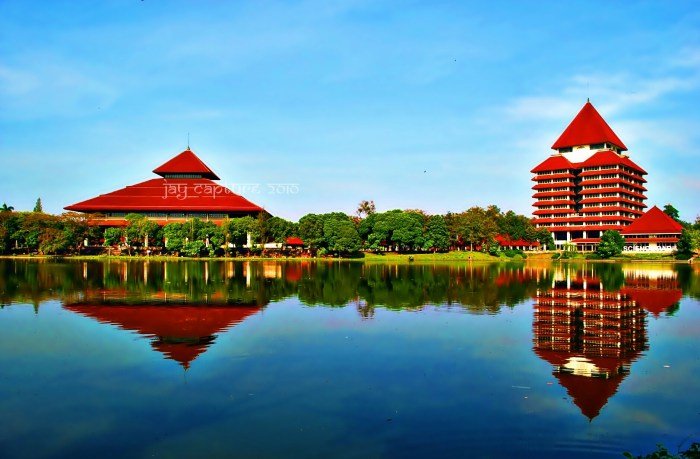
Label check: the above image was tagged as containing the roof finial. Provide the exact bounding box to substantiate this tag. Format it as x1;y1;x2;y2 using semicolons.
187;132;190;150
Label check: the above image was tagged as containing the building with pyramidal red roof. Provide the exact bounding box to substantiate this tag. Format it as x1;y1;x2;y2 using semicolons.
65;149;265;226
531;101;648;250
620;205;683;252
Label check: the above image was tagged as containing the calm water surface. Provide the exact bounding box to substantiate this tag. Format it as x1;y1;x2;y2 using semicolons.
0;259;699;459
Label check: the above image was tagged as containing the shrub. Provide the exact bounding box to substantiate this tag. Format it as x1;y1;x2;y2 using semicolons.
551;252;561;260
624;442;699;459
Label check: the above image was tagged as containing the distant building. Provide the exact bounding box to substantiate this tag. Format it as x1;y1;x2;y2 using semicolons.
620;205;683;252
531;101;648;250
65;149;265;226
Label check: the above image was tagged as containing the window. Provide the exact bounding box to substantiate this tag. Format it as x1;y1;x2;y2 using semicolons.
163;173;203;179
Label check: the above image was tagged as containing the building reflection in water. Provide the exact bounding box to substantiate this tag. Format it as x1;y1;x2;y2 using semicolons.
64;261;269;370
64;304;260;369
533;265;648;420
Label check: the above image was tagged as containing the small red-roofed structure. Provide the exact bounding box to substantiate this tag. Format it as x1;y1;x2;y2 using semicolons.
620;206;683;252
285;237;304;246
531;101;648;250
65;148;265;227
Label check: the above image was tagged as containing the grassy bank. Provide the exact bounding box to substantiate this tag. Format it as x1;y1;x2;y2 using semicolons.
1;250;693;263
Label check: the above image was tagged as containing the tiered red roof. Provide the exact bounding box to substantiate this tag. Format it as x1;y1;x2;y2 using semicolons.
65;149;264;216
530;155;574;173
621;206;683;235
153;149;220;179
551;101;627;150
65;178;262;213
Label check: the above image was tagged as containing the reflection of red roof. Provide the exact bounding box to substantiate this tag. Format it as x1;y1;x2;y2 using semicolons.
619;287;683;317
621;206;683;235
153;149;220;180
65;304;260;368
556;372;624;420
65;178;263;213
551;101;627;151
535;349;630;420
286;237;304;246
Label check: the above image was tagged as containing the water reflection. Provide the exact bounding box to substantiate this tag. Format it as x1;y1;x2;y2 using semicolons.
64;304;260;369
533;266;648;420
1;259;698;378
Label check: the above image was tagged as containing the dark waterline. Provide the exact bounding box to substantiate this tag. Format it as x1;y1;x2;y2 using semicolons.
1;259;699;459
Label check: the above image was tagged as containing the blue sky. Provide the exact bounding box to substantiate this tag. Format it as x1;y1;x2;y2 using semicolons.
1;0;699;222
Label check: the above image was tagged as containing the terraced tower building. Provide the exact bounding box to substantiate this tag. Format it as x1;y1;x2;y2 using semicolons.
531;101;648;250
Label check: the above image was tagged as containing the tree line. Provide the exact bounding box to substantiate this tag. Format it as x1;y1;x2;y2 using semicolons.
0;200;553;256
2;199;697;257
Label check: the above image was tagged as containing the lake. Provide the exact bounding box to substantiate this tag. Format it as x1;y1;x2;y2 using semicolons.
1;259;698;459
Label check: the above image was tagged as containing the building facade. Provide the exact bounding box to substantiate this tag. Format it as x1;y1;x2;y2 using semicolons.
531;101;648;250
620;205;683;252
65;149;265;226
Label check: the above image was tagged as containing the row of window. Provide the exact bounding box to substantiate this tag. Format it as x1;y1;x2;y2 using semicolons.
108;212;230;219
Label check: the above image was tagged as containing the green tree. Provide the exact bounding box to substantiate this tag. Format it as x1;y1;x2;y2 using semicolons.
663;204;680;221
458;206;498;251
423;215;450;251
103;227;123;246
0;203;14;213
181;240;206;257
676;228;694;254
597;230;625;258
267;216;296;243
223;216;257;249
389;211;424;251
535;227;555;250
33;198;43;213
298;213;326;250
323;217;361;254
163;223;187;253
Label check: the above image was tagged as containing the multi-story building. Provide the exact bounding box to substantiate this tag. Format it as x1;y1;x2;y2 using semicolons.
531;101;648;250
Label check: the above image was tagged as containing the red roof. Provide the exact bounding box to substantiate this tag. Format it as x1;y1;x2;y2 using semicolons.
65;178;263;213
285;237;304;246
495;235;540;247
551;101;627;151
531;155;574;173
621;206;683;235
153;149;220;180
579;150;647;174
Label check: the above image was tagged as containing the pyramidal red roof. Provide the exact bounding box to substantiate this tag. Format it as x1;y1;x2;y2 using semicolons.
153;149;220;180
551;101;627;151
621;206;683;235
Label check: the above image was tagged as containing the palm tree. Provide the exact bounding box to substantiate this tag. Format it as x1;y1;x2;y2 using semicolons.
1;203;14;213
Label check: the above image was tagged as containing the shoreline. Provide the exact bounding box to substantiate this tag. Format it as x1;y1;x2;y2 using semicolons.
0;252;692;264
